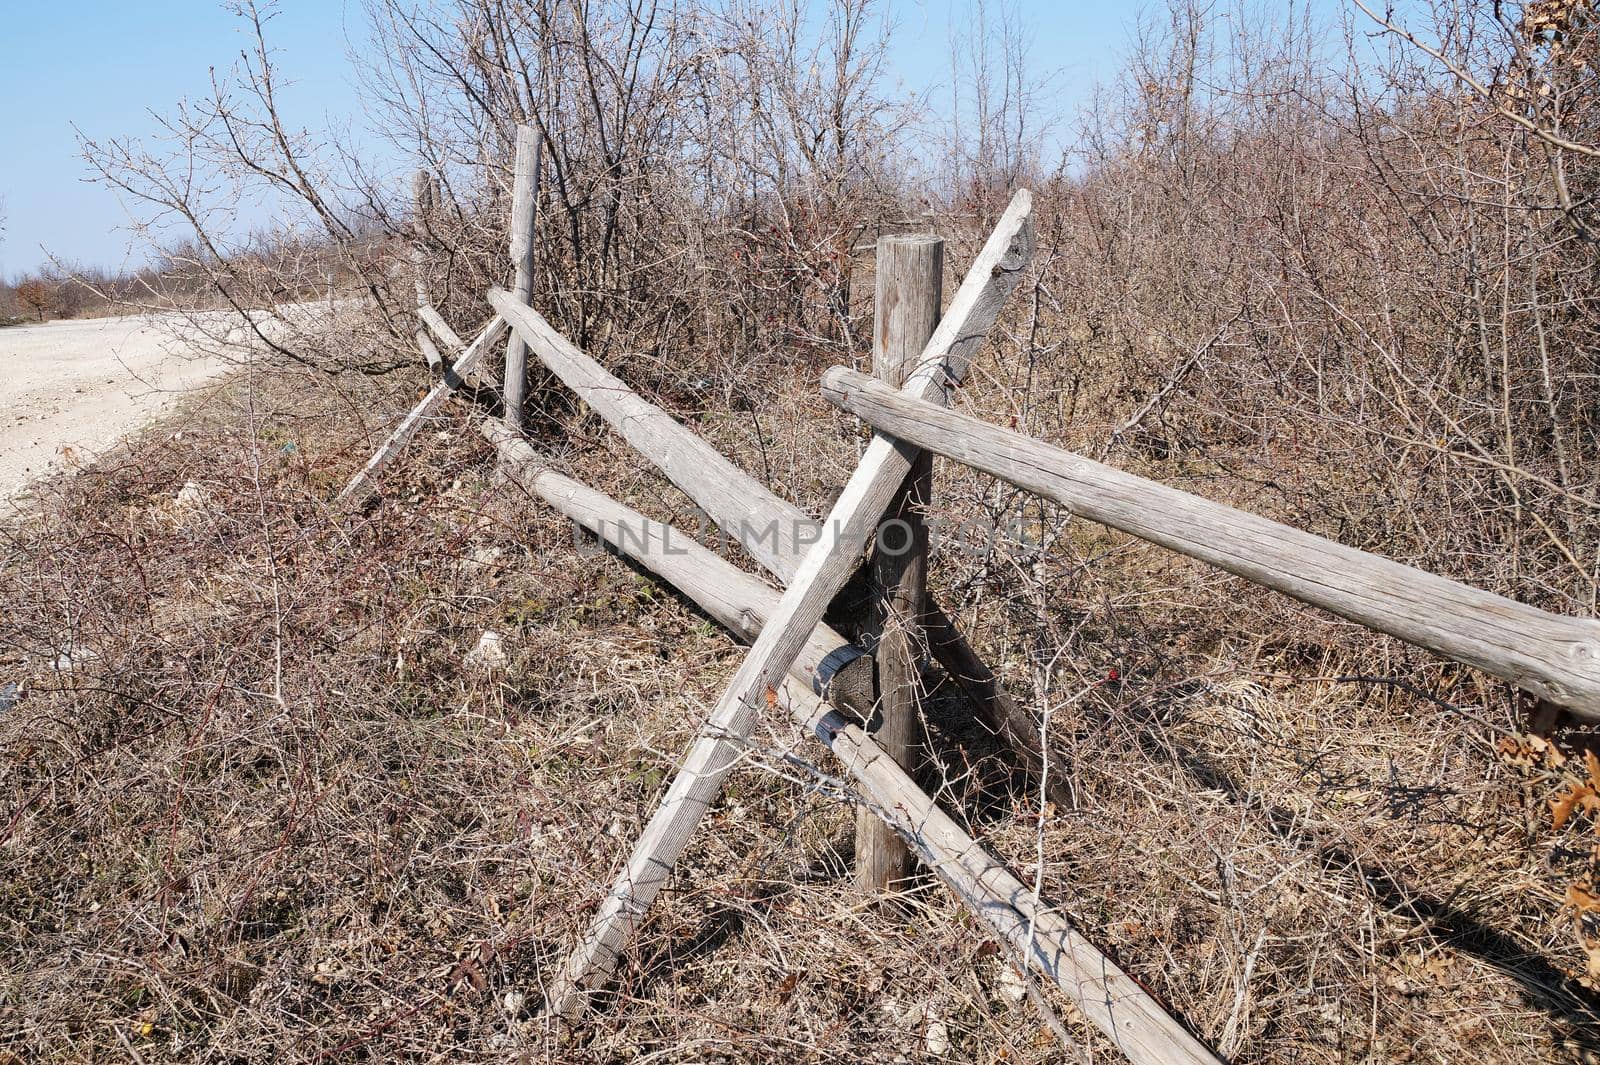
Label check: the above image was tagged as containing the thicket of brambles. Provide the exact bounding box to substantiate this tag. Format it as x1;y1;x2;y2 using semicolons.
4;0;1600;1060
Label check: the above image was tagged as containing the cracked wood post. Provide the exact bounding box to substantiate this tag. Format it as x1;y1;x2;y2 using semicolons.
546;189;1034;1021
857;234;941;894
503;125;539;430
821;368;1600;721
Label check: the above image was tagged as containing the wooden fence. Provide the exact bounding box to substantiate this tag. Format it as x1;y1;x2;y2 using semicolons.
336;128;1600;1065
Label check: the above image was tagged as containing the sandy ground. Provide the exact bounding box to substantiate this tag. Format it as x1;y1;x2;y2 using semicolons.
0;314;235;501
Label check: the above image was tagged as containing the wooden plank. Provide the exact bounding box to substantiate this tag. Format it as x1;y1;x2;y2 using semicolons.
787;689;1222;1065
411;170;439;370
821;368;1600;721
486;421;1217;1064
484;285;1061;800
857;233;942;894
486;287;808;580
547;189;1035;1020
482;420;874;717
503;125;540;430
335;316;506;506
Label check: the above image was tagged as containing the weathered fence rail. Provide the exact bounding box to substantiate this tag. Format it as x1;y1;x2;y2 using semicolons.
484;286;1064;800
483;418;1220;1065
543;189;1037;1019
820;366;1600;721
481;420;875;718
337;315;505;505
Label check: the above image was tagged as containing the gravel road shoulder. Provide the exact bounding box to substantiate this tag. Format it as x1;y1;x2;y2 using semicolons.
0;314;235;501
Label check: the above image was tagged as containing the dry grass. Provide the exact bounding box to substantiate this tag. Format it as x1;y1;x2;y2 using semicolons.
1;340;1598;1064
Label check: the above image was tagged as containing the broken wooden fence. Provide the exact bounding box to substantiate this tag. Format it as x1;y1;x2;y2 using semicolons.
479;286;1061;802
482;420;1219;1065
536;190;1039;1025
483;415;1209;1061
344;183;1230;1063
345;156;1598;1063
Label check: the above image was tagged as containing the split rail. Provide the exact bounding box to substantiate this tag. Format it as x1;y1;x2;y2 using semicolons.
333;125;1600;1065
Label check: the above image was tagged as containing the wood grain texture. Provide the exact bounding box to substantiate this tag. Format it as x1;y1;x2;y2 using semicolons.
822;367;1600;721
417;305;495;392
857;234;942;894
546;189;1035;1020
415;328;443;373
485;285;1050;791
485;417;1214;1065
335;315;506;506
503;125;539;430
482;421;874;717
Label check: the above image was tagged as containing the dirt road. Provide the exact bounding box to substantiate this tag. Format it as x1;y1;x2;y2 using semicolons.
0;314;233;500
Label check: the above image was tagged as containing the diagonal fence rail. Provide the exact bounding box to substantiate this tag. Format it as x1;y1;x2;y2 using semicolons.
349;150;1590;1064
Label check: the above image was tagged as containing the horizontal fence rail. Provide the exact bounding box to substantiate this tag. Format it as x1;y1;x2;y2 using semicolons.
821;366;1600;721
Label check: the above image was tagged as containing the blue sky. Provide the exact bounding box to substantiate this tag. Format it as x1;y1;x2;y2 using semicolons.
0;1;369;277
0;0;1356;277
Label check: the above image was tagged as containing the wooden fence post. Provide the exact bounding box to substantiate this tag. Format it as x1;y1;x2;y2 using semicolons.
336;316;506;506
543;191;1034;1021
410;170;442;372
857;234;942;894
504;125;539;430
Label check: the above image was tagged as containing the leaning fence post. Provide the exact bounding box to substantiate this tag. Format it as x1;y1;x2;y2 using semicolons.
504;125;540;430
857;234;942;894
